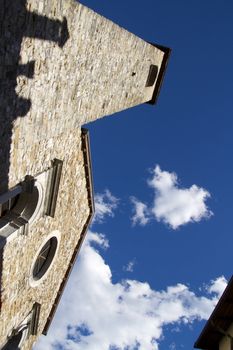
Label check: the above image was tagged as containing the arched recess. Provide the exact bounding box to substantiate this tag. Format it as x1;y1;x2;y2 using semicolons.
2;331;23;350
0;303;41;349
0;159;63;242
2;325;28;350
0;176;44;237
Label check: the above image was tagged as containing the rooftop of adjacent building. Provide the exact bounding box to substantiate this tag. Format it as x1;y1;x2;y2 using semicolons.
194;275;233;350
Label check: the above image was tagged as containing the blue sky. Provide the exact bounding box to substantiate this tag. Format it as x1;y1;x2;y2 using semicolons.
35;0;233;349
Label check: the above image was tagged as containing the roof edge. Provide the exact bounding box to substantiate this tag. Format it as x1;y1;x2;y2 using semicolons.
146;43;171;105
194;275;233;349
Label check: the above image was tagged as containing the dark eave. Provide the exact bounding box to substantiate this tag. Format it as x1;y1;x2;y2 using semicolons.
194;275;233;349
146;43;171;105
42;128;95;335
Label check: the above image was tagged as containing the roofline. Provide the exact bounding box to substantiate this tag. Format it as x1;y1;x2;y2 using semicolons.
42;128;95;335
194;276;233;349
146;43;171;105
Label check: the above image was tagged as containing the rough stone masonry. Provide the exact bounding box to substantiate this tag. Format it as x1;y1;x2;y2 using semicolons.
0;0;169;349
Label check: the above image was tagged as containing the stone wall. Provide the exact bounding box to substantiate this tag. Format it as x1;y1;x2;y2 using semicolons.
13;0;164;146
1;0;165;193
0;127;91;349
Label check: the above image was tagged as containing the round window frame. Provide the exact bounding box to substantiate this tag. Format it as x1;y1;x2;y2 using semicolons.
29;230;60;288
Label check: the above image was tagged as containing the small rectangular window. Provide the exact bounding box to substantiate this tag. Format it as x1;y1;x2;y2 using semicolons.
45;159;63;218
146;64;158;87
29;303;41;335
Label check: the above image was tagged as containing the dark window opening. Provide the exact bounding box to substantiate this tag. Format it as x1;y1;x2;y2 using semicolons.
2;330;23;350
13;186;39;220
0;194;20;218
33;237;58;280
45;159;63;218
29;303;41;336
145;64;158;87
0;178;40;235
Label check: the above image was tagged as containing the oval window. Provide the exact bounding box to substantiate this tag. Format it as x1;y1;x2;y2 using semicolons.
32;237;58;280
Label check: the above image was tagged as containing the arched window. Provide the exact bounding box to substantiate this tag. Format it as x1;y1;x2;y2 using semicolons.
2;325;27;350
1;303;41;349
0;159;63;240
0;177;43;236
2;331;22;350
0;193;20;218
11;181;40;223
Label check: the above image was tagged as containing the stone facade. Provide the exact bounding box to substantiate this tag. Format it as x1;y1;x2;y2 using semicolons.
0;128;91;349
0;0;168;349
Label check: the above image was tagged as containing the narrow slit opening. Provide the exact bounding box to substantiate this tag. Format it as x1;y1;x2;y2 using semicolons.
146;64;158;87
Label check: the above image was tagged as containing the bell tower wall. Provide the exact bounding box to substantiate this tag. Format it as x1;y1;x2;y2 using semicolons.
13;0;167;141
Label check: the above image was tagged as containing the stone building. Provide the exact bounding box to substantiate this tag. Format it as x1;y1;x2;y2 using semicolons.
0;0;170;349
194;276;233;350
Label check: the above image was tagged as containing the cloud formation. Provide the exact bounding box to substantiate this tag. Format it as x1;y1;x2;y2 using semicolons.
131;165;213;229
130;196;150;226
93;189;119;223
123;259;136;272
34;233;226;350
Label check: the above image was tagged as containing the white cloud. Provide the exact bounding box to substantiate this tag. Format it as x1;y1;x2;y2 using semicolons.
206;276;227;297
130;196;150;226
86;231;109;249
131;165;213;230
34;233;226;350
93;189;119;223
149;165;213;229
123;259;136;273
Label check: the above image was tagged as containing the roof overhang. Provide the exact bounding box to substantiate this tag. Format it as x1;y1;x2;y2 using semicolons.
194;275;233;349
147;43;171;105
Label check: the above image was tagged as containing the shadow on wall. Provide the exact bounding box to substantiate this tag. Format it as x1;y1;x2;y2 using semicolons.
0;0;69;316
0;0;69;194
